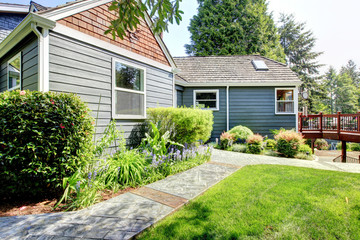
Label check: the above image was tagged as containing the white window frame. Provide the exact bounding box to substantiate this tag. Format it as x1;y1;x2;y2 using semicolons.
7;52;22;91
193;89;219;111
112;58;147;119
275;88;296;115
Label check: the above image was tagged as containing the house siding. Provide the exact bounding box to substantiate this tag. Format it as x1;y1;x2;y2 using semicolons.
182;87;227;141
181;86;296;141
229;87;296;137
48;32;173;140
0;33;38;92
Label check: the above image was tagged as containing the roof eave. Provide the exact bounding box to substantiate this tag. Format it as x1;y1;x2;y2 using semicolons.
0;13;56;59
175;80;302;87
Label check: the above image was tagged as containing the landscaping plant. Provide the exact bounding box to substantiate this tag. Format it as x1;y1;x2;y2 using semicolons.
314;139;329;150
228;125;254;142
0;90;94;199
246;134;264;154
232;144;247;153
274;129;304;158
220;131;235;150
265;139;277;150
147;107;213;144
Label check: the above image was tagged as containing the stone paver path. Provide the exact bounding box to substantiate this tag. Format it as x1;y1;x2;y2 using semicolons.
1;149;360;240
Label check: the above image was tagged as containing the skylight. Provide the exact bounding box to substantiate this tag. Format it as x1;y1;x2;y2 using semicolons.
252;60;269;71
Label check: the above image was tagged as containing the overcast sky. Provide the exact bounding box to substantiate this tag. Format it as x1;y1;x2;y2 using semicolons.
7;0;360;74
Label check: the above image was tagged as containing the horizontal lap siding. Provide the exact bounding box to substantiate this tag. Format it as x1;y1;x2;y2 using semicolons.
182;87;226;141
229;87;296;137
0;33;38;92
48;32;173;140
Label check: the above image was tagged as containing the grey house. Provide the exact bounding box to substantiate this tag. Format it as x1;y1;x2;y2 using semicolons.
174;56;302;140
0;0;176;140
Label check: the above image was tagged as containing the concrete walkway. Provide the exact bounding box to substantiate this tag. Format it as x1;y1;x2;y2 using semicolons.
1;150;360;240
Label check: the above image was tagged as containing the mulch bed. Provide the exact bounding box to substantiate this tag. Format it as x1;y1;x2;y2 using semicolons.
0;188;135;217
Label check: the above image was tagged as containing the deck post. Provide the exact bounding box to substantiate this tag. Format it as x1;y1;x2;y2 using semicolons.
319;112;323;133
337;111;341;137
311;139;315;154
299;113;303;132
342;141;347;163
357;112;360;132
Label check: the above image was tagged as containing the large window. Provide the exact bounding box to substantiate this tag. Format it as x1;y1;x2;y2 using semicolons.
112;59;146;119
275;88;295;114
194;90;219;111
7;53;21;90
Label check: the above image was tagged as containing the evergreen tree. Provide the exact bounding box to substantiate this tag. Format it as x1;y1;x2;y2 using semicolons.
185;0;285;62
335;73;358;113
340;60;360;87
323;67;338;114
278;14;323;113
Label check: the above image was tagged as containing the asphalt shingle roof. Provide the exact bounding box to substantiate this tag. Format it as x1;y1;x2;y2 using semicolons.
174;55;301;85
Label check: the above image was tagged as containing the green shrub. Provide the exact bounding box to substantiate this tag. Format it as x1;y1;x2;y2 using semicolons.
265;139;277;150
275;130;304;158
228;125;254;141
147;107;213;144
0;90;94;199
220;131;235;149
232;144;247;153
350;143;360;151
246;134;264;154
298;144;312;155
314;139;329;150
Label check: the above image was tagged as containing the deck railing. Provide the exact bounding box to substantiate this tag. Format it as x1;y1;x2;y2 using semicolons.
299;112;360;134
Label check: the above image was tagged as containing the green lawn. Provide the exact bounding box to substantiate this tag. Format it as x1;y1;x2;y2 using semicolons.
138;165;360;239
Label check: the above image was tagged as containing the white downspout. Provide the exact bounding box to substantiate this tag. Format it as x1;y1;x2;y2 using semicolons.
31;23;49;92
227;85;229;131
295;86;299;132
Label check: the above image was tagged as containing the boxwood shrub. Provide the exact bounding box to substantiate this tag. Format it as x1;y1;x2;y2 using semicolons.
0;90;94;199
228;125;253;142
147;107;213;144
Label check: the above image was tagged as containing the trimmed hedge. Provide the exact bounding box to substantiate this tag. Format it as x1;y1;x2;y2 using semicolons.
147;107;213;144
0;90;94;199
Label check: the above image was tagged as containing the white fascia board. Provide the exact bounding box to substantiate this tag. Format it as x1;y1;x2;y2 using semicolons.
39;0;112;21
52;23;173;72
0;13;56;59
143;13;177;70
175;80;302;87
0;4;29;14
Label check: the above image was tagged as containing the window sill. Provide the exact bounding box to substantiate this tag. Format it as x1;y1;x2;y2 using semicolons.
112;115;147;120
275;112;296;115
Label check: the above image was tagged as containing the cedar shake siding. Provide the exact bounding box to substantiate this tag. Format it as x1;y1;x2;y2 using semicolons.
57;2;170;66
48;32;173;141
0;33;38;92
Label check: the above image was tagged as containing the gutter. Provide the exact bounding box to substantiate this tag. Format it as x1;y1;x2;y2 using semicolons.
175;80;302;87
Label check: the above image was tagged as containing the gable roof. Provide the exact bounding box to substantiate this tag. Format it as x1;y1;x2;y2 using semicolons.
174;55;301;86
29;1;50;12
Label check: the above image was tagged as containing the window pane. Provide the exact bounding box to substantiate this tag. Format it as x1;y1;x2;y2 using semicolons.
8;55;21;89
115;62;143;91
196;100;217;108
277;89;293;100
115;90;144;116
277;102;294;113
196;92;216;100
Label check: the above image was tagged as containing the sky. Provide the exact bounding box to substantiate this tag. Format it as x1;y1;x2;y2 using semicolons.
6;0;360;74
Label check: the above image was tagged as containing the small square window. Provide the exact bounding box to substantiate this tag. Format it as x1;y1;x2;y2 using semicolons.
275;88;295;114
194;90;219;111
7;53;21;90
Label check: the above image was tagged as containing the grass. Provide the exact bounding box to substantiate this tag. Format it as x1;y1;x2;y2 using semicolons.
138;165;360;239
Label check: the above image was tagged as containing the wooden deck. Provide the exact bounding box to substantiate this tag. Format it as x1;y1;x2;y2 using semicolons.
298;112;360;162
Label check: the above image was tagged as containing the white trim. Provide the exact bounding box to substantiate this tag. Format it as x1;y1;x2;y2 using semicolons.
53;24;173;73
176;80;301;87
39;0;112;20
275;88;296;115
226;86;229;131
193;89;219;111
7;52;22;91
295;86;299;131
112;58;147;120
173;73;176;107
0;13;55;59
0;3;29;14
